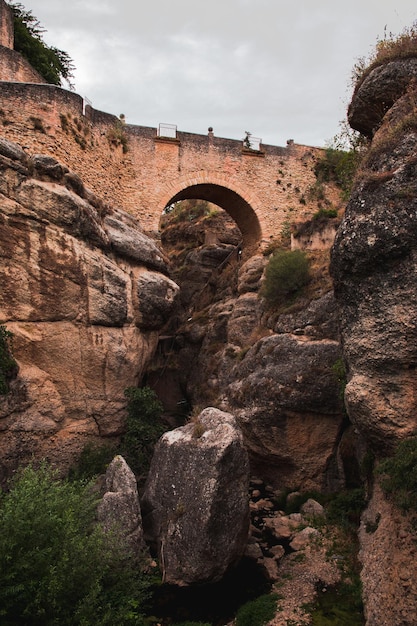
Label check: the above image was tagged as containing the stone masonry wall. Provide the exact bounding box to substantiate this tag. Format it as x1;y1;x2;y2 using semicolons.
0;46;46;83
0;0;46;83
0;0;13;50
0;81;327;247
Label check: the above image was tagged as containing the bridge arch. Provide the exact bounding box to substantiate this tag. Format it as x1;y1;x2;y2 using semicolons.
157;173;263;253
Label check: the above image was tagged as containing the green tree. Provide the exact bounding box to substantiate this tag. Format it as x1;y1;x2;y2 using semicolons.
0;464;152;625
9;2;75;87
260;249;310;307
120;386;165;479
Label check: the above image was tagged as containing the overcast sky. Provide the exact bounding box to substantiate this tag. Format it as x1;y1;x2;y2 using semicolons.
23;0;417;148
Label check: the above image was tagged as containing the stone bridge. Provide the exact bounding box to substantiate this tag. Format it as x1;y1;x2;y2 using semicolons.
0;81;324;253
0;0;325;253
126;124;323;251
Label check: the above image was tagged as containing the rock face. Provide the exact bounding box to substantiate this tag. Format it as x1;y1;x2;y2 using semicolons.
331;65;417;450
154;201;348;491
0;139;179;481
179;289;345;491
225;326;345;490
359;480;417;626
348;58;417;137
141;407;250;586
332;57;417;625
97;455;145;555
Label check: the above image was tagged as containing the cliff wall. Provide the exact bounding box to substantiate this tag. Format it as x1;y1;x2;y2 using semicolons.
331;57;417;625
0;138;179;482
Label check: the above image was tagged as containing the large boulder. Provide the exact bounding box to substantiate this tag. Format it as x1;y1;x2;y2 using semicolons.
348;58;417;137
226;332;345;490
141;407;250;586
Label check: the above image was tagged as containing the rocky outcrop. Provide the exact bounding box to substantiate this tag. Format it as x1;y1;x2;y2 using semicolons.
225;328;345;491
332;55;417;625
348;58;417;137
0;139;179;481
179;288;345;490
141;407;250;586
154;197;347;490
331;67;417;450
97;455;146;555
358;480;417;626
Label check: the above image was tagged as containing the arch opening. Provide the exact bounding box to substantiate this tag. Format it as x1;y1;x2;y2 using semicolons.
162;183;262;254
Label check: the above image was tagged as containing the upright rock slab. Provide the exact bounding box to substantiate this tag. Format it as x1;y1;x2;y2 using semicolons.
97;455;146;556
141;407;250;586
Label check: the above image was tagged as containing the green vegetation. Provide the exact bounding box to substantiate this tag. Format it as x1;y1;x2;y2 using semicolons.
0;324;18;394
120;386;165;479
107;119;129;153
260;249;310;307
305;488;365;625
313;208;338;220
326;488;366;529
331;357;347;401
162;199;219;224
309;582;364;625
10;3;75;87
377;436;417;511
0;463;152;625
235;593;280;626
314;147;361;200
68;442;116;482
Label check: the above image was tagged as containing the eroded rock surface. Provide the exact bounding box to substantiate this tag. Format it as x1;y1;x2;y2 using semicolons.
225;329;344;490
332;57;417;625
141;407;250;586
97;455;146;555
331;71;417;450
0;139;179;480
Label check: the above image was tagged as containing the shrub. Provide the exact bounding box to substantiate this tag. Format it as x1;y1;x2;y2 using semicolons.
313;208;338;220
377;436;417;511
261;249;310;307
120;386;165;479
0;463;152;625
68;442;116;482
0;325;18;394
107;120;129;153
326;488;366;529
314;148;361;200
235;593;279;626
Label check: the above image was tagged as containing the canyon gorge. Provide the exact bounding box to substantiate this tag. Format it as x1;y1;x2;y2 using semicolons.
1;2;417;623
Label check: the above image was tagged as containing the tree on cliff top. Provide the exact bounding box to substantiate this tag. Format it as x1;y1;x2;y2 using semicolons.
8;2;75;88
